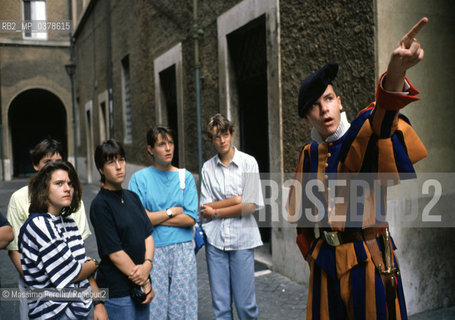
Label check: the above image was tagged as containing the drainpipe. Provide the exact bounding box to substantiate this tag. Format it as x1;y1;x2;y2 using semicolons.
0;124;4;181
0;63;4;180
106;0;114;139
193;0;203;186
68;0;78;171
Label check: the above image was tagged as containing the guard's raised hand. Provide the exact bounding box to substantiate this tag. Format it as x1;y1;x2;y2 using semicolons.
385;17;428;92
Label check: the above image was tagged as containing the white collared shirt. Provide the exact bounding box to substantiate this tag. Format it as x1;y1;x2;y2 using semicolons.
200;147;264;250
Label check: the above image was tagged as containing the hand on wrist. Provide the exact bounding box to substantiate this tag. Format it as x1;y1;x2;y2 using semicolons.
144;259;153;271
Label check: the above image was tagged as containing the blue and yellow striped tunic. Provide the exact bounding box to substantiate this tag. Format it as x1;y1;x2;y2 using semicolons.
288;73;427;320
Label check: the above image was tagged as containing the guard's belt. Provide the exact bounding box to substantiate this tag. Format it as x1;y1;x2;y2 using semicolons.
320;222;388;247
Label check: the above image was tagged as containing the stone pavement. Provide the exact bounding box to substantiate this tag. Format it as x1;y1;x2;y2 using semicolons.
0;178;453;319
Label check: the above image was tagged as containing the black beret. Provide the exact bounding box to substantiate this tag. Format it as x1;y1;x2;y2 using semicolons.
297;62;339;118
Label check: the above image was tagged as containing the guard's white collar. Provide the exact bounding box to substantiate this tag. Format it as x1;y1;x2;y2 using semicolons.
311;112;350;144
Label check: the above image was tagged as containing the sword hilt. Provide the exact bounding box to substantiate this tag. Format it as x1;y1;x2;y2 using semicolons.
377;263;398;275
378;228;399;276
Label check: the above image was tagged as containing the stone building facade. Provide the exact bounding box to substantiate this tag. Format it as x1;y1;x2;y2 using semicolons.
0;0;73;179
71;0;455;315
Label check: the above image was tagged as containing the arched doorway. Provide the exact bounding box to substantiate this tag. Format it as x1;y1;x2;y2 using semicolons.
8;89;67;177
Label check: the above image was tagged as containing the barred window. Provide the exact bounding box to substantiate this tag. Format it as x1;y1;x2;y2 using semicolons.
121;55;133;144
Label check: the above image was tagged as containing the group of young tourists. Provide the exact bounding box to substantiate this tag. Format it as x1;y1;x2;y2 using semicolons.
2;112;263;320
0;16;428;320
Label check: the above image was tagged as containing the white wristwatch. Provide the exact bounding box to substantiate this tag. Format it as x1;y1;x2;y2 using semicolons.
166;208;173;218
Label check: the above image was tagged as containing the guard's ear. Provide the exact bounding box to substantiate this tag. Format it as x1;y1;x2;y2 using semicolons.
303;112;312;124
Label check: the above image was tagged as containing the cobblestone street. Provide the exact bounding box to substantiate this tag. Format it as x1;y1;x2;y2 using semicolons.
1;179;453;319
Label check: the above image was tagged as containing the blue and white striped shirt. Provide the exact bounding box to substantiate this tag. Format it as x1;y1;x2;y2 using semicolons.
200;147;264;250
19;212;91;320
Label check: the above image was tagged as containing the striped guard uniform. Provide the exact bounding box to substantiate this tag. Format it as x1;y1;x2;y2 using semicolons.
287;73;427;320
19;212;91;320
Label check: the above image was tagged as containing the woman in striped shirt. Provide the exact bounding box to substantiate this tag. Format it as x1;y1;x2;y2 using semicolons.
19;161;107;320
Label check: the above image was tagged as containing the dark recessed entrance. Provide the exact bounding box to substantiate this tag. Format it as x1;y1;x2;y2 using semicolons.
227;15;271;246
8;89;67;177
159;65;179;167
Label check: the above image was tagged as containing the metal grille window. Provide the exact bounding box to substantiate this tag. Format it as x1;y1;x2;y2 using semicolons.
99;101;109;142
122;55;133;144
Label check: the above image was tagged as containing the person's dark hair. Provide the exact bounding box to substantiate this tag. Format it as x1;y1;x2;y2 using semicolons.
28;161;82;217
30;139;65;166
146;126;175;148
206;114;234;140
94;139;126;183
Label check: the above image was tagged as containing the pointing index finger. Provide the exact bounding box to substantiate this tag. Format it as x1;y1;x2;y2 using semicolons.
405;17;429;39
